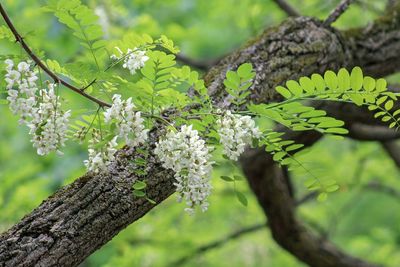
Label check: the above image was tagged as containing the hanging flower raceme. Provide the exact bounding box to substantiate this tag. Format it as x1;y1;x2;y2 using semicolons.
110;47;149;75
217;110;261;161
84;129;118;173
28;83;70;156
104;94;149;147
154;125;213;214
4;59;38;124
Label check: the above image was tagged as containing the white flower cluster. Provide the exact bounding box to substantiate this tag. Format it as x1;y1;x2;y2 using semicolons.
104;94;149;147
217;111;261;161
4;59;70;156
110;47;149;75
28;84;71;156
154;125;213;214
4;59;38;124
84;130;118;173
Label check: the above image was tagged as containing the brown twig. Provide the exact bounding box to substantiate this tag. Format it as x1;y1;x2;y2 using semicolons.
364;181;400;199
272;0;300;17
0;4;111;108
324;0;355;26
171;191;317;267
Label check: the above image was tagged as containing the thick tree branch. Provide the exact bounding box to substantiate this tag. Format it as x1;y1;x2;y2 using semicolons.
2;2;400;265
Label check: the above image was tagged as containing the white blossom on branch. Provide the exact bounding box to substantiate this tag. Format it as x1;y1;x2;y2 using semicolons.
104;94;149;147
154;125;213;214
84;129;118;173
110;47;149;75
28;84;70;156
217;110;261;161
4;59;38;124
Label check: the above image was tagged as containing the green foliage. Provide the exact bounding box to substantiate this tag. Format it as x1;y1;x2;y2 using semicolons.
223;63;255;105
45;0;105;53
275;67;400;129
0;26;13;41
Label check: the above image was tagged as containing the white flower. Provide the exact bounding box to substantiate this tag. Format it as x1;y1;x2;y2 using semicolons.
4;59;38;124
154;125;213;214
104;94;148;147
110;47;149;75
84;130;118;173
28;84;70;156
217;110;261;161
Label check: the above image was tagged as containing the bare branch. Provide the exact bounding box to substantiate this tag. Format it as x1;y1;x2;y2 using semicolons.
364;181;400;199
272;0;300;17
172;223;266;266
172;191;317;267
324;0;355;26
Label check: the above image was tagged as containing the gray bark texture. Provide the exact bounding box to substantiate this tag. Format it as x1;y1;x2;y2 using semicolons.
2;3;400;267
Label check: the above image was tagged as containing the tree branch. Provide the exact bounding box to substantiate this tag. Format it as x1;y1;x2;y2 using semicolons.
2;3;400;265
324;0;355;26
272;0;300;17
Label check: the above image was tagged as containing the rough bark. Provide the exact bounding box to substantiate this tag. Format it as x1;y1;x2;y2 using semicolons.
2;3;400;266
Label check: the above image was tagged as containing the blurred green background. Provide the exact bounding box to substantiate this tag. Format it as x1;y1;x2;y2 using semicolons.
1;0;400;266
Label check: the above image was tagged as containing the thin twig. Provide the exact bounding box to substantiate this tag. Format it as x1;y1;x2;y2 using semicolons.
364;181;400;199
171;192;317;266
324;0;355;26
170;223;266;266
272;0;300;17
0;3;111;108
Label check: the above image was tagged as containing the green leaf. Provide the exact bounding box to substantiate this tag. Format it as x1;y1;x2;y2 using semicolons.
324;127;349;134
133;190;146;197
350;66;363;91
220;175;234;182
311;74;326;91
337;68;350;91
324;70;338;90
133;181;147;190
286;80;302;96
235;191;248;207
299;76;315;94
363;76;376;92
385;100;394;111
237;63;254;78
276;86;292;98
273;151;286;161
376;78;387;92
